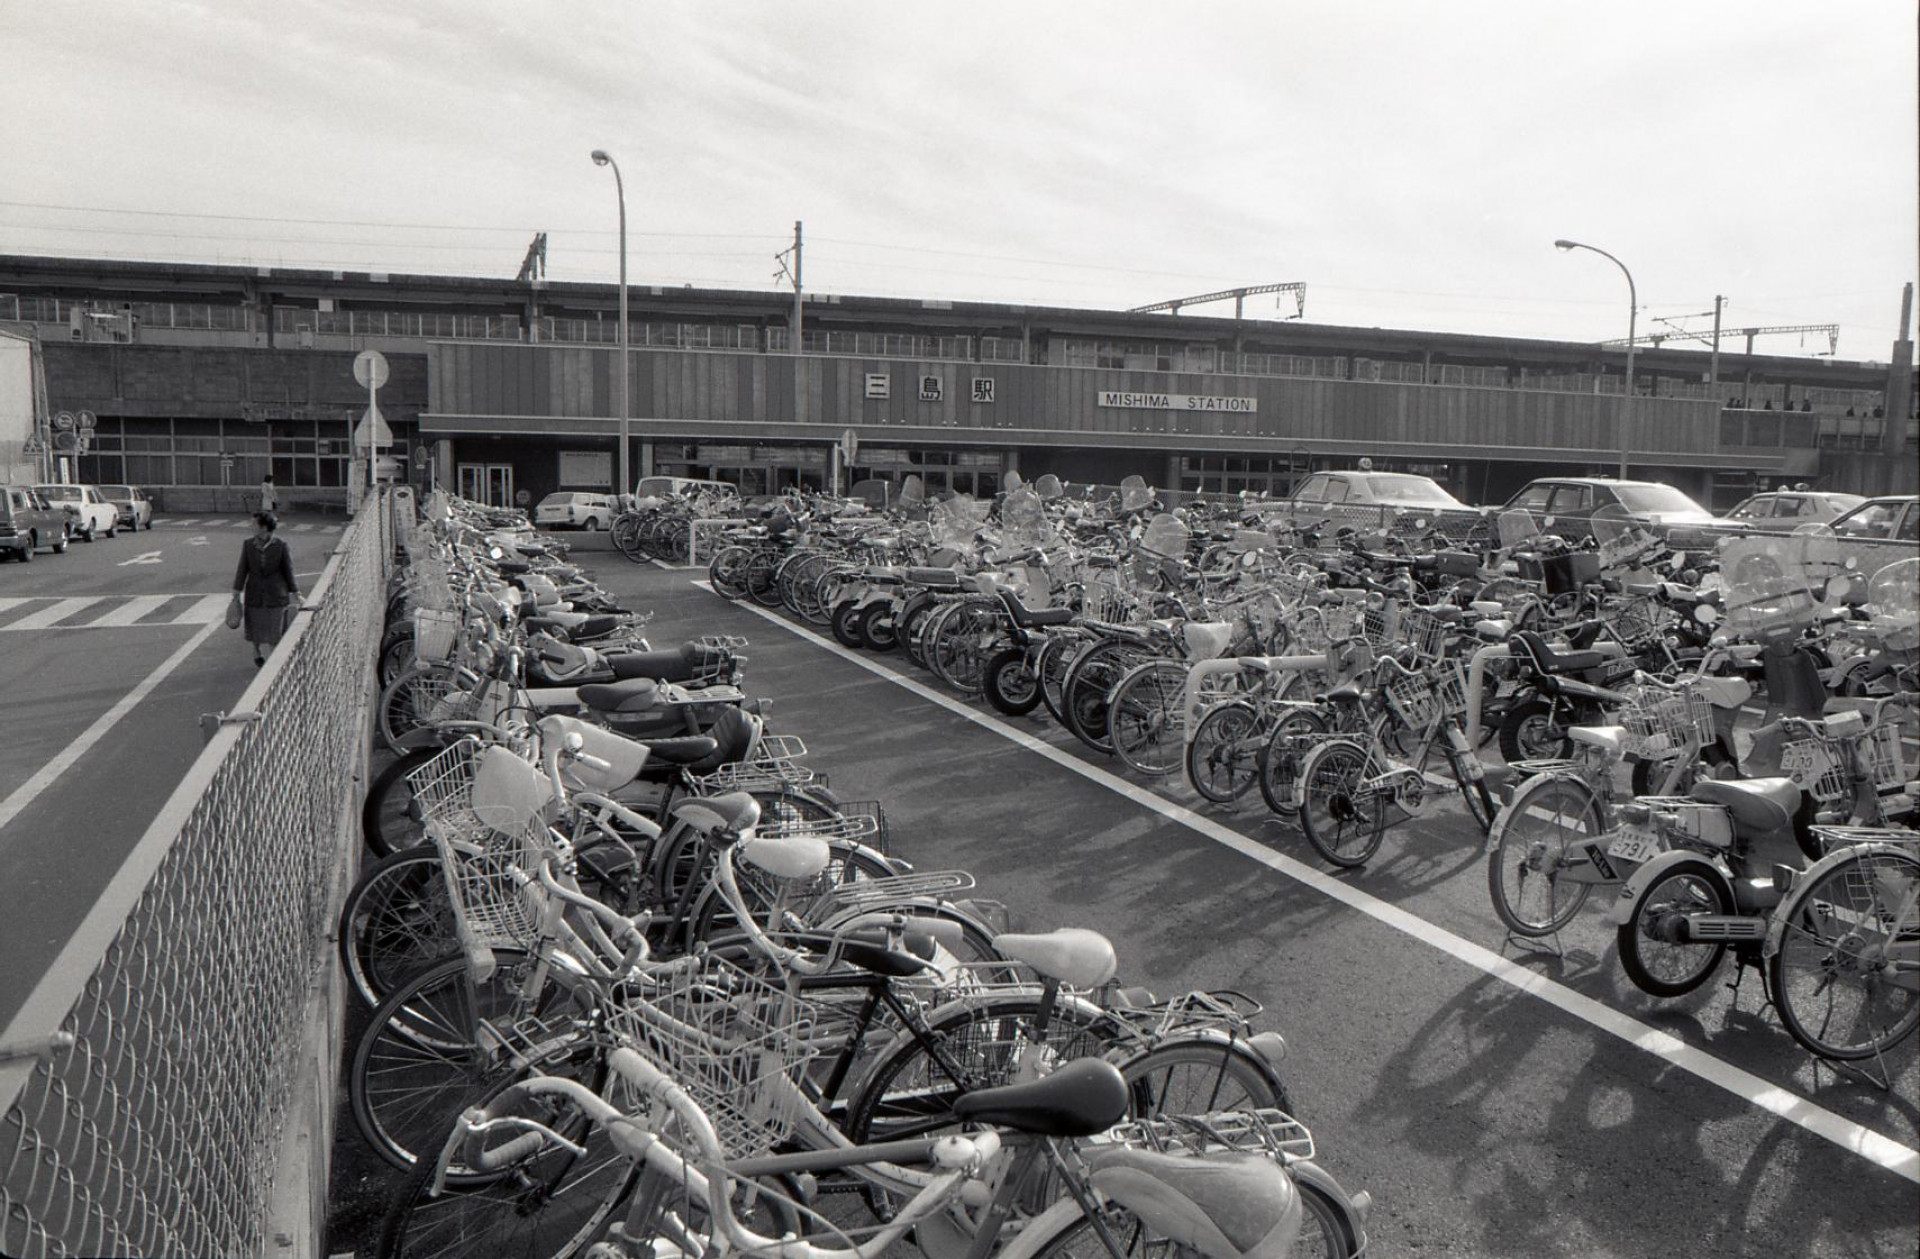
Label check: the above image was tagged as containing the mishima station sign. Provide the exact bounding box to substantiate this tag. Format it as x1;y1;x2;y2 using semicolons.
1096;391;1257;413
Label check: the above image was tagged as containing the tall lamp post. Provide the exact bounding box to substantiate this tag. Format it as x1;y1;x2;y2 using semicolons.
1554;239;1636;479
591;149;631;499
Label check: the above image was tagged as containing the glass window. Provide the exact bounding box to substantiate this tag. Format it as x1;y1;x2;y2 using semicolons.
1836;503;1901;538
1772;496;1806;519
1546;485;1591;514
1292;475;1326;502
1898;506;1917;542
1323;477;1351;503
1509;484;1555;512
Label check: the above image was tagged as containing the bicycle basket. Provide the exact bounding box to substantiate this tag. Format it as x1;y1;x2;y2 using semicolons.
1402;608;1453;662
1782;737;1850;803
1384;660;1470;730
1608;596;1667;654
604;955;814;1158
1865;721;1909;791
413;608;461;663
1619;684;1713;761
1360;601;1402;650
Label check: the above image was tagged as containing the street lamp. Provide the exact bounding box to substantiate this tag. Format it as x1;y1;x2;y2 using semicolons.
1554;238;1637;479
591;149;631;499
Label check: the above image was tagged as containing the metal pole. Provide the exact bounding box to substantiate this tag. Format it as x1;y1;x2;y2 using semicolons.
592;150;631;498
1553;240;1636;478
791;220;804;352
1708;295;1723;393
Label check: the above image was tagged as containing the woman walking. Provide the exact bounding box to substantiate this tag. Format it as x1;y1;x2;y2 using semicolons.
231;511;300;667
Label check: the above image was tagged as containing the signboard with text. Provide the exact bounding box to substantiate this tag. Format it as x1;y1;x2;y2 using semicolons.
1097;391;1257;413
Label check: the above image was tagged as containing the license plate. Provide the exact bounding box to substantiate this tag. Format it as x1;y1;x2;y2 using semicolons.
1607;832;1661;864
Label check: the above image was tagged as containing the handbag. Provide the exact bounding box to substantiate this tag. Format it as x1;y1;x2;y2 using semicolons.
226;597;242;630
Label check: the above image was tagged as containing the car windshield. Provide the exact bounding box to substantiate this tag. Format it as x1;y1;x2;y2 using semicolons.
100;485;132;497
1612;484;1710;516
1364;474;1463;506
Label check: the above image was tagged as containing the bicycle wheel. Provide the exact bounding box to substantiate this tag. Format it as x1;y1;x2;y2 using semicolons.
349;950;569;1174
380;633;420;689
982;647;1042;716
612;514;645;563
378;665;465;754
859;602;900;652
1035;633;1086;727
1297;740;1388;868
363;747;440;857
1768;846;1920;1061
916;601;968;679
339;847;460;1009
930;601;1002;697
843;992;1118;1145
1486;774;1600;938
1186;702;1262;804
1117;1038;1290;1119
1256;707;1329;818
1107;661;1189;777
374;1039;629;1259
707;545;751;599
745;550;783;607
1616;856;1730;998
1062;641;1150;755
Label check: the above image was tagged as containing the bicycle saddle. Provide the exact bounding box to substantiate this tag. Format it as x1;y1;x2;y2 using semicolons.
670;790;761;833
1319;683;1366;706
1689;777;1800;835
577;678;662;713
994;928;1119;988
1088;1147;1301;1259
950;1058;1129;1138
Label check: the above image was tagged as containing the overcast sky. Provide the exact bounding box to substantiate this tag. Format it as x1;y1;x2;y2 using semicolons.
3;0;1915;358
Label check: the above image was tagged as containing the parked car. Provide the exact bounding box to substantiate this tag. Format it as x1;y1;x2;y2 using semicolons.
0;485;71;560
1719;488;1864;530
1827;494;1919;542
33;483;119;541
1500;476;1717;542
534;491;618;530
98;484;155;530
1286;470;1470;513
635;475;740;504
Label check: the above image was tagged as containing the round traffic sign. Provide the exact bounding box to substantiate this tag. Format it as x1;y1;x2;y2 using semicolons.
77;410;97;430
53;411;76;431
353;349;390;390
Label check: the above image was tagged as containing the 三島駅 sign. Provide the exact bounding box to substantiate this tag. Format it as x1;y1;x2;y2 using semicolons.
1097;391;1257;413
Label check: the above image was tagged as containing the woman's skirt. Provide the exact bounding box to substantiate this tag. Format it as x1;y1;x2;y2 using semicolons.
243;603;294;647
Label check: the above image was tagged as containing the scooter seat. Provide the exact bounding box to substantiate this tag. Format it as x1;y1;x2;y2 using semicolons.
994;928;1119;988
1690;777;1800;835
636;735;720;765
577;679;661;713
1510;630;1604;677
1320;683;1367;706
951;1058;1129;1138
907;567;963;587
606;647;706;683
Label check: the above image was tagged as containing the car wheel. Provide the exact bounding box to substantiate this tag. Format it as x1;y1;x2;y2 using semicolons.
51;529;68;554
21;532;34;561
79;522;94;542
104;519;117;538
583;517;601;531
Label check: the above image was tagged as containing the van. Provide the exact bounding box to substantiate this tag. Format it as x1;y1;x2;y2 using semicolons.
635;476;740;504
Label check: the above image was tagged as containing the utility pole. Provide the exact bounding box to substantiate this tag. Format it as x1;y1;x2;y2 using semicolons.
1887;282;1914;460
1708;295;1723;392
788;221;804;352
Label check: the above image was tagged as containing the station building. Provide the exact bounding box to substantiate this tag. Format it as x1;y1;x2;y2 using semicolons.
1;253;1913;513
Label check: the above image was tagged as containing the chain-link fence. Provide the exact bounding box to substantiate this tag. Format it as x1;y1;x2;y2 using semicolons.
0;493;395;1258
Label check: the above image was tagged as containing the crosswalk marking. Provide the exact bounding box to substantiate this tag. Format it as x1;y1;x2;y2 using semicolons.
182;594;231;623
6;598;104;631
83;595;174;627
0;597;31;615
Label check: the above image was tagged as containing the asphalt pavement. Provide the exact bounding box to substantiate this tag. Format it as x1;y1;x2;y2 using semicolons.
0;512;347;1030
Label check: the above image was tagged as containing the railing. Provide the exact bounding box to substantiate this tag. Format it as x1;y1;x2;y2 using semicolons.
0;491;395;1258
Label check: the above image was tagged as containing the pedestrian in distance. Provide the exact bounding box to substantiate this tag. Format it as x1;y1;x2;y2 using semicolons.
230;511;299;667
259;473;279;514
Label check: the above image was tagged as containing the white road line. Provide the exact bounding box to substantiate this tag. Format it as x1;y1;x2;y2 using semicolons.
6;598;103;631
179;594;232;624
290;523;315;532
0;598;31;615
709;583;1920;1184
0;620;222;834
79;596;173;628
